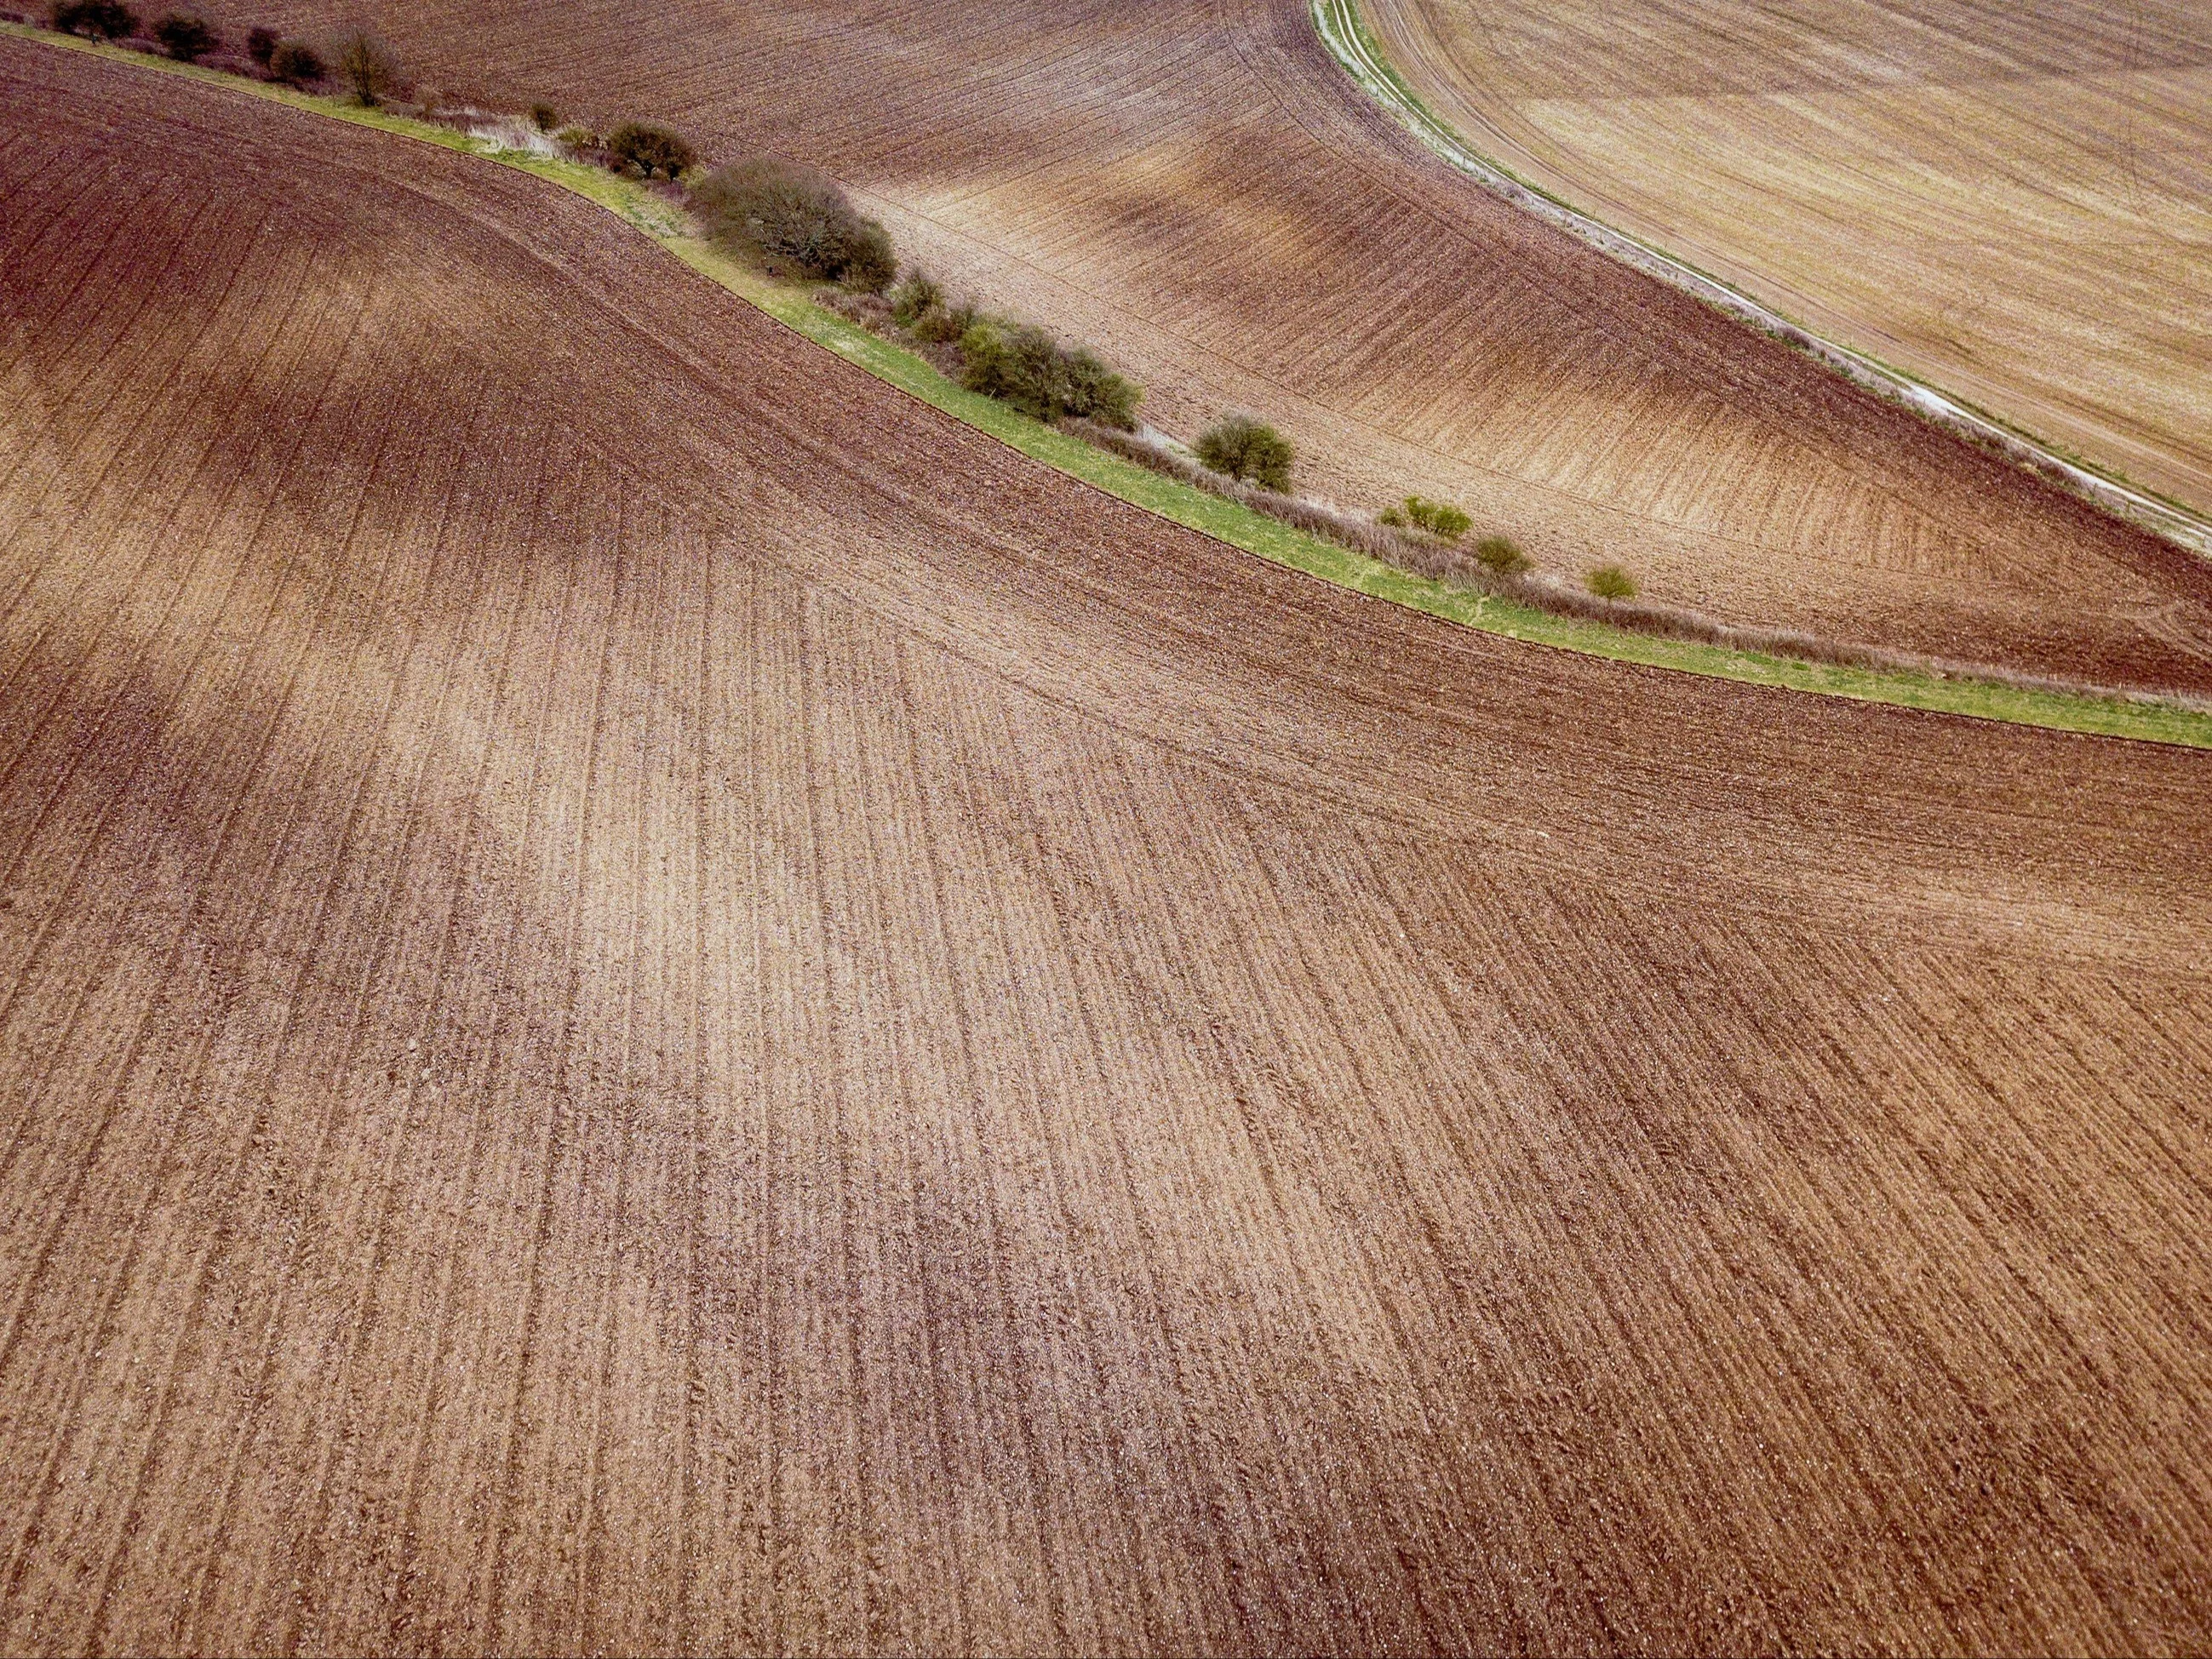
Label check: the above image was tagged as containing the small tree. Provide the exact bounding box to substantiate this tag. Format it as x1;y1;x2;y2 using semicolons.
246;24;278;63
1474;535;1530;575
267;40;324;84
834;219;896;291
889;269;942;326
607;122;696;180
530;102;560;133
1061;346;1140;429
691;158;896;290
1585;563;1638;600
335;30;402;107
958;322;1043;416
51;0;136;38
1395;495;1470;539
1195;415;1293;491
152;10;215;58
912;298;976;345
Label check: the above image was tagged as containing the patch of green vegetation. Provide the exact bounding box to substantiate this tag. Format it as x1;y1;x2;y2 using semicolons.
10;18;2210;751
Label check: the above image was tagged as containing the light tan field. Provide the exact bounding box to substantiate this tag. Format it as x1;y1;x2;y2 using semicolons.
5;41;2212;1656
1364;0;2212;519
203;0;2212;694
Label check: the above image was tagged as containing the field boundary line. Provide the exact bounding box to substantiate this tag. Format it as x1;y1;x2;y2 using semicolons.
9;22;2212;750
1310;0;2212;561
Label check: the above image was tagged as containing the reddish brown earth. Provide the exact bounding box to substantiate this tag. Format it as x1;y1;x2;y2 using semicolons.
4;41;2212;1656
210;0;2212;695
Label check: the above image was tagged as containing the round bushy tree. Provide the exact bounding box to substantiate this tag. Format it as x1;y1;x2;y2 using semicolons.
608;122;697;180
691;157;896;290
51;0;136;39
1473;535;1532;575
268;39;325;85
1195;415;1294;491
1585;563;1639;600
152;10;215;59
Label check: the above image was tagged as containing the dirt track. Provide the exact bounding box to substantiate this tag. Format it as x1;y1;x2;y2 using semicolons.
4;43;2212;1656
209;0;2212;695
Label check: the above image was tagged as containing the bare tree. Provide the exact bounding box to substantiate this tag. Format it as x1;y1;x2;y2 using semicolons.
336;29;403;107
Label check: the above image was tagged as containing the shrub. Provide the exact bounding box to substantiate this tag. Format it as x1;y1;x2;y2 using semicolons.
607;121;696;180
1586;563;1638;600
1474;535;1531;575
335;30;401;106
888;269;941;327
246;23;276;63
911;297;976;345
1059;346;1140;429
530;102;559;133
51;0;135;38
556;125;600;151
692;157;895;290
955;322;1141;427
151;10;214;58
1395;495;1470;540
267;39;324;84
1195;415;1293;491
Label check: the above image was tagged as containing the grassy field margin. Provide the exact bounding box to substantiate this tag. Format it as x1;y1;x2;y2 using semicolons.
12;20;2212;750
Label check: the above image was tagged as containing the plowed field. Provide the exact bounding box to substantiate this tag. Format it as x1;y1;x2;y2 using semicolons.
1363;0;2212;523
197;0;2212;695
5;41;2212;1656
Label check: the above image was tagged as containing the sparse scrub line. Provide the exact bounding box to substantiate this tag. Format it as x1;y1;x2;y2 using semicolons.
822;281;2208;705
822;270;1142;431
14;21;2204;737
20;4;1670;620
1061;420;2212;713
35;3;393;94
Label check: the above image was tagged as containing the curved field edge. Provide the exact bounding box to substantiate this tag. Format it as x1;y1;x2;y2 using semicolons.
1311;0;2212;558
10;23;2210;752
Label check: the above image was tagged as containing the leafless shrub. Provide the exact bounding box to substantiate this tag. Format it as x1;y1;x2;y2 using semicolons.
335;29;401;106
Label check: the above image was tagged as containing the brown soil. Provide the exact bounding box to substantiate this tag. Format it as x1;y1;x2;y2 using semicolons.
4;42;2212;1656
196;0;2212;696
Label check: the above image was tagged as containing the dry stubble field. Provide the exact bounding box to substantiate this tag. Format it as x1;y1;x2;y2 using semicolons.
209;0;2212;693
4;40;2212;1656
1362;0;2212;521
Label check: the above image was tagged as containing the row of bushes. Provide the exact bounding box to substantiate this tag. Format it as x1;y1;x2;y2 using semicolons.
43;2;713;180
45;3;401;100
692;160;1146;431
49;5;1640;605
682;156;1646;596
1378;491;1637;595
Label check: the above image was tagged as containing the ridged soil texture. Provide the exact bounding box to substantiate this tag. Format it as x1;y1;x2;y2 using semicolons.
3;41;2211;1656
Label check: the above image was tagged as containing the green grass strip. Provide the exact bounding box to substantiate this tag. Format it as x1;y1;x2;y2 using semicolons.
12;21;2212;750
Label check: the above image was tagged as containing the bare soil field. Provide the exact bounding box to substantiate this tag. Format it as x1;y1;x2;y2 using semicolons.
203;0;2212;695
5;41;2212;1656
1363;0;2212;521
